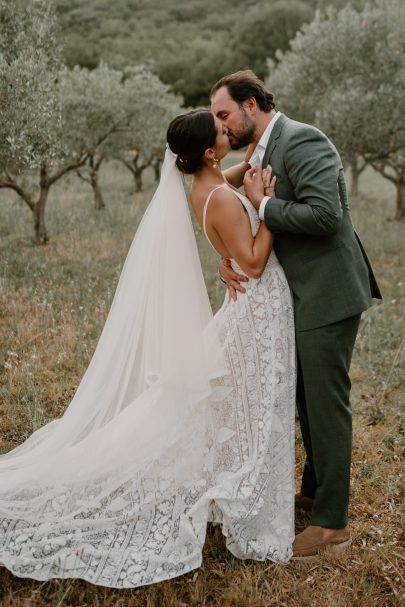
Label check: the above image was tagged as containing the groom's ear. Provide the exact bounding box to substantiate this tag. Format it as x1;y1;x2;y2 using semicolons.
243;97;258;115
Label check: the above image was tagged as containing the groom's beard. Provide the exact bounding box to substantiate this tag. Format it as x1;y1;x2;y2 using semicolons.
228;111;256;150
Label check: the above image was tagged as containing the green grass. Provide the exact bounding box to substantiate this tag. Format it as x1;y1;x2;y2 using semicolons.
0;158;403;606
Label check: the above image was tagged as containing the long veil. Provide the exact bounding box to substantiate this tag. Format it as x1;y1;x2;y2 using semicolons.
0;148;231;585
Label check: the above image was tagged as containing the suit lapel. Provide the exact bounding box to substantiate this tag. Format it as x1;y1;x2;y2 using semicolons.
261;113;287;168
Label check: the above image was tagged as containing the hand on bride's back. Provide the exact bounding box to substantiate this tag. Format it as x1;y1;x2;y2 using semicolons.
219;258;248;302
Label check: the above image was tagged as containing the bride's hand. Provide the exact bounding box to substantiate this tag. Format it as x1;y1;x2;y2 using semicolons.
243;166;265;209
262;166;276;198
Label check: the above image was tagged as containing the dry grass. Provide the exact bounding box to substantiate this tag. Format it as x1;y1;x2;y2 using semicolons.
0;158;403;606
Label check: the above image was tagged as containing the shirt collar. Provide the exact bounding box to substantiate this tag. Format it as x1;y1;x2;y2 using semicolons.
257;111;281;151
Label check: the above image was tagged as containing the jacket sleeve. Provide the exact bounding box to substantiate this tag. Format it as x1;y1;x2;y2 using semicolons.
263;126;343;236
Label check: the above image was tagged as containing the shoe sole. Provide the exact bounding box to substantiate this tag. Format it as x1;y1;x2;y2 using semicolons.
292;537;352;561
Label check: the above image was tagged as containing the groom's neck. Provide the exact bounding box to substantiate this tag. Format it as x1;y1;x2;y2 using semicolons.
253;109;277;143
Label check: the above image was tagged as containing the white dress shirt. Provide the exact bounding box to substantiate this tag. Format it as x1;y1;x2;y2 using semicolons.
249;111;281;220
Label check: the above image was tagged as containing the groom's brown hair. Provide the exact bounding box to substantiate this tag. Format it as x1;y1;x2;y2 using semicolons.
211;70;275;113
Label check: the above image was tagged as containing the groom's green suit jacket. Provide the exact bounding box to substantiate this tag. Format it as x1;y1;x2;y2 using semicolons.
261;113;381;331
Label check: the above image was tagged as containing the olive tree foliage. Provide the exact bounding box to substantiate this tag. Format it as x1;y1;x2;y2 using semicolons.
0;0;62;171
0;0;63;238
267;0;405;217
112;67;183;192
316;0;366;9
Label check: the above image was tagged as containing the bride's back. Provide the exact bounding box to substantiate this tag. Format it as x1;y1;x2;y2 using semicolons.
191;178;255;260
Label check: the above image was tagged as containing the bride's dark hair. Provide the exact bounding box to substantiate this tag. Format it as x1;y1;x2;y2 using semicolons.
167;109;217;174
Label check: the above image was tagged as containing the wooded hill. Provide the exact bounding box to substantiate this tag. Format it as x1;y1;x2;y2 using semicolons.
54;0;318;105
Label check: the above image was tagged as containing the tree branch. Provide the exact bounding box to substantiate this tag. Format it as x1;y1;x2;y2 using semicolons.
358;160;367;175
363;158;398;184
95;125;119;148
47;154;89;186
0;178;34;210
94;155;104;171
121;159;136;175
75;169;91;184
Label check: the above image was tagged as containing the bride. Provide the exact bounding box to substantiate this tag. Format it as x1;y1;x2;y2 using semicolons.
0;109;295;588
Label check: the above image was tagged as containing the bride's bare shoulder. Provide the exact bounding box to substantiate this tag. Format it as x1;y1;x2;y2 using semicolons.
197;186;244;226
191;182;232;206
190;181;222;215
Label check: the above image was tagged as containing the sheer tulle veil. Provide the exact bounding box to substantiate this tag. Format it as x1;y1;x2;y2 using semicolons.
0;146;227;510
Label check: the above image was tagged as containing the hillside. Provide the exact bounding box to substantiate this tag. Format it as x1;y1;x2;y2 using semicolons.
54;0;316;104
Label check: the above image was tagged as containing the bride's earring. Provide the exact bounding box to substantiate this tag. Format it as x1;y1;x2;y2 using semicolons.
213;157;219;169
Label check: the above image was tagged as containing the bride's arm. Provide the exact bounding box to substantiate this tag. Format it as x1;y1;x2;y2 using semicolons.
222;144;256;188
207;189;274;279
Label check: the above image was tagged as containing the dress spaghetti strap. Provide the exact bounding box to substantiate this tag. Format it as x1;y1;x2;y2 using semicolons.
202;183;227;249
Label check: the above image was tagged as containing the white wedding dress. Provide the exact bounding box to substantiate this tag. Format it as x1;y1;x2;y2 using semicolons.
0;150;295;588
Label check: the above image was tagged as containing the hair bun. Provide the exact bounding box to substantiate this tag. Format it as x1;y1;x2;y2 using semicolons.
176;154;201;174
166;110;217;175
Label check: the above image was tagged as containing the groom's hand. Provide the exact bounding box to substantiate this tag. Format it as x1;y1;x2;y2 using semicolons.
243;166;265;210
219;258;248;302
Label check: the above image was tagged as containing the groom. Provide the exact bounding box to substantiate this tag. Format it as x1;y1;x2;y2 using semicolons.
211;70;382;558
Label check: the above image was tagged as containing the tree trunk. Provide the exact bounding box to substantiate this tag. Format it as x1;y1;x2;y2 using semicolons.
33;188;49;244
91;171;105;210
395;180;405;220
366;159;404;221
34;166;50;244
134;169;143;192
349;157;366;197
121;156;147;192
153;158;161;182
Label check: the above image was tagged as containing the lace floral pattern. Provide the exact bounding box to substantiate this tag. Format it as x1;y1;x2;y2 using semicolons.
206;189;295;562
0;190;295;588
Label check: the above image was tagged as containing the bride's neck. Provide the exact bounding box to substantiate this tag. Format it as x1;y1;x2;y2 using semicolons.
193;161;225;185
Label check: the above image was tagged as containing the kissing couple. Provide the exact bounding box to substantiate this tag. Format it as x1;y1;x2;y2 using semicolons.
0;71;381;588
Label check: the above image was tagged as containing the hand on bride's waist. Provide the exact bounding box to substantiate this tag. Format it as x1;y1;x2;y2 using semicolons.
218;257;249;303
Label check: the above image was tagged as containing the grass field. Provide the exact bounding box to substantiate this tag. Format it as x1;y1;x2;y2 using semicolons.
0;156;403;606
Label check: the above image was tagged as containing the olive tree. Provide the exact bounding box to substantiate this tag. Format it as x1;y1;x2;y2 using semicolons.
268;0;405;217
113;67;183;192
70;64;134;210
1;57;142;240
0;0;61;170
0;0;63;240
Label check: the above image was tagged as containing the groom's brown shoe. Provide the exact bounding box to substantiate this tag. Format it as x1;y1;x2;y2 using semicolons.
292;525;351;560
295;493;314;512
